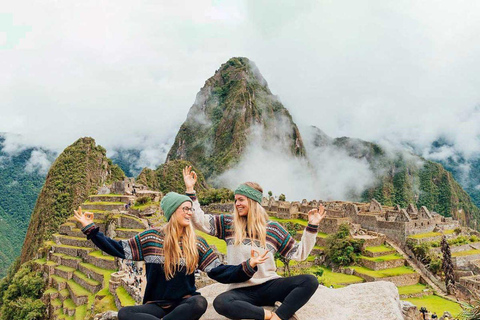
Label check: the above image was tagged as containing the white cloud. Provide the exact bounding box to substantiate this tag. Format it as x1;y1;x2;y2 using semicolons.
1;0;480;185
24;149;53;176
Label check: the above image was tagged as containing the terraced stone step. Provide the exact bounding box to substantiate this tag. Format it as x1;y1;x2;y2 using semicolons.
88;195;133;203
50;253;83;269
63;298;77;317
117;214;148;229
115;228;144;238
349;265;420;286
67;217;106;232
398;284;433;299
358;254;406;271
51;274;68;291
43;287;59;301
58;288;70;302
73;270;102;294
78;262;115;285
82;201;126;211
52;244;94;258
54;265;76;280
53;233;94;249
86;250;117;270
363;245;396;257
67;279;90;305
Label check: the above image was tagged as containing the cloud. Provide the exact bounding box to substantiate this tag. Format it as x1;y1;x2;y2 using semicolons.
24;149;53;176
1;0;480;188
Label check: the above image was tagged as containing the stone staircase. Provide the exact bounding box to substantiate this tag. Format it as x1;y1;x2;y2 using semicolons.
33;194;149;320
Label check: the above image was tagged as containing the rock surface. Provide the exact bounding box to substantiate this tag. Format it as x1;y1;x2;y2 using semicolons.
198;281;408;320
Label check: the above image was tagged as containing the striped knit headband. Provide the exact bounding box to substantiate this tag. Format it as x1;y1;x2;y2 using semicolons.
234;184;263;204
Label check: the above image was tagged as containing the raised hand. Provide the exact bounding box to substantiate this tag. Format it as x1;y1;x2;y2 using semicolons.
308;203;326;226
249;249;269;268
73;206;94;228
183;166;197;193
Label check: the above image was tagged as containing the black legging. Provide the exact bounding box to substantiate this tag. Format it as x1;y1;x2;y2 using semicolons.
117;295;207;320
213;275;318;320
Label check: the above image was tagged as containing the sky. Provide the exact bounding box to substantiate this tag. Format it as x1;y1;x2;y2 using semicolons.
1;1;480;197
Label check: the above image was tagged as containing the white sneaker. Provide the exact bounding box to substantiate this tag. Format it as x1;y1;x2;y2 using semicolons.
272;301;300;320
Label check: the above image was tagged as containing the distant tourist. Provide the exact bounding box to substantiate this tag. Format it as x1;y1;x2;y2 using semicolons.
73;192;268;320
183;166;326;320
431;312;438;319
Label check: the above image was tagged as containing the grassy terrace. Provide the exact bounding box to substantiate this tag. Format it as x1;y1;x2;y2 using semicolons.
405;295;462;317
74;270;101;286
89;250;115;261
269;216;309;227
132;203;159;210
56;265;75;273
312;266;364;288
83;201;125;205
359;254;404;262
79;262;115;287
398;284;429;295
51;274;67;284
116;286;136;307
116;227;145;232
67;279;91;296
408;229;455;239
351;266;416;278
365;245;394;253
196;230;227;254
452;249;480;257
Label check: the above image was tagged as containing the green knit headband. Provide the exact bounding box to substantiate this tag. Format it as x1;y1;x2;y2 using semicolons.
234;184;263;204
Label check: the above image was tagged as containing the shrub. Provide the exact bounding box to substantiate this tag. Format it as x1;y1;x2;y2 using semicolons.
324;224;364;267
428;257;442;275
198;188;234;206
454;227;462;235
135;196;151;206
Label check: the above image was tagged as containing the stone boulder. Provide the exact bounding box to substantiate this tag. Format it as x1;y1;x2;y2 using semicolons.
198;281;413;320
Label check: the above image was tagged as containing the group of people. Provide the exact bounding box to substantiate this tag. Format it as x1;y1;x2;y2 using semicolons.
74;166;326;320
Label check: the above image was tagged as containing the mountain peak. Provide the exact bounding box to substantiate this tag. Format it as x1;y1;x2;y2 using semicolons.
167;57;305;179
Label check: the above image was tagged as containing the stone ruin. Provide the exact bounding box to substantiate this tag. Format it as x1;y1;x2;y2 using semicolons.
262;197;460;243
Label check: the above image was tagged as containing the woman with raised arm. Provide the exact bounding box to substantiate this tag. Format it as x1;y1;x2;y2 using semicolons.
74;192;268;320
183;166;326;320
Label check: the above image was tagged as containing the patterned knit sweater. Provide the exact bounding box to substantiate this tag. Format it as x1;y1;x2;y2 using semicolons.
82;224;257;304
188;195;319;290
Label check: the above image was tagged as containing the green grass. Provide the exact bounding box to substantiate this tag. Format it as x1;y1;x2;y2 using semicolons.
67;279;90;296
90;194;123;197
89;250;115;261
63;298;76;309
44;287;58;295
452;249;480;257
56;265;76;273
313;266;364;287
54;243;94;251
46;260;58;266
398;284;429;295
195;230;227;254
79;262;115;287
132;203;159;210
59;289;70;298
408;229;456;239
51;274;67;284
74;270;101;286
359;254;404;262
94;292;118;313
54;233;88;241
83;201;125;205
364;245;394;253
33;258;47;265
405;295;462;317
269;216;309;227
116;286;136;307
351;266;416;278
51;298;62;307
75;304;87;320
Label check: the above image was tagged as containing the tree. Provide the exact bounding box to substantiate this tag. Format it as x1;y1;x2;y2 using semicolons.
324;224;364;267
441;235;455;294
268;191;273;197
279;194;286;201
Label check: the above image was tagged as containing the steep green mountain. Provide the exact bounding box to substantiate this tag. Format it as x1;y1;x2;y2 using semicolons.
166;57;306;179
0;135;55;278
137;159;210;194
306;126;480;229
19;137;125;264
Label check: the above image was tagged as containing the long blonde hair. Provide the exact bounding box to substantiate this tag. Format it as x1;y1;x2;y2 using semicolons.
233;182;268;248
163;211;198;280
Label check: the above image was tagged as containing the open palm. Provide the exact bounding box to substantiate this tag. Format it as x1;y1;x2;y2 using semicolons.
183;166;197;192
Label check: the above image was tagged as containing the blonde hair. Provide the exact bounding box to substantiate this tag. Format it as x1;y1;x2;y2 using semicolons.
233;182;268;248
163;211;198;280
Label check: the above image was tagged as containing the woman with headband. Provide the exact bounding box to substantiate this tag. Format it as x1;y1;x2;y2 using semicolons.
74;191;268;320
183;166;326;320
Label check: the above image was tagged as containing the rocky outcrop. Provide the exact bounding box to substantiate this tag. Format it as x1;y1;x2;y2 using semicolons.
198;281;417;320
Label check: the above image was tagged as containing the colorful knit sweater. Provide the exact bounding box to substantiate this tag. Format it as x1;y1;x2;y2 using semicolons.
82;224;257;304
188;194;319;290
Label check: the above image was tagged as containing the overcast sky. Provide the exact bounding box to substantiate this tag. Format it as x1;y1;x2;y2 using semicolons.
2;0;480;168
